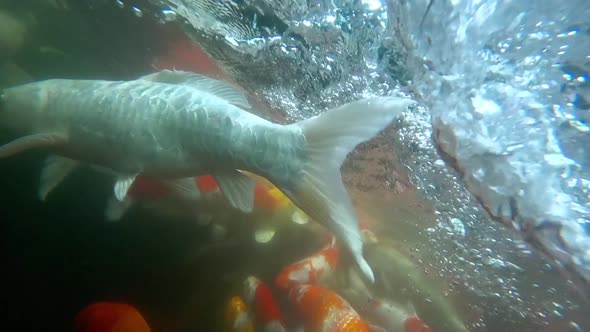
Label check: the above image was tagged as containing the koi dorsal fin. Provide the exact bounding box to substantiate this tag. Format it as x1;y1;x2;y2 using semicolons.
139;70;251;109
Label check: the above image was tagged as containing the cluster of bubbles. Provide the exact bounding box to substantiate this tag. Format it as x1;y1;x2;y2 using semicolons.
113;0;177;23
405;0;590;289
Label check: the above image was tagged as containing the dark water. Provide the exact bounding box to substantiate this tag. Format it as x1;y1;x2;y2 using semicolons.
0;151;294;332
0;3;282;331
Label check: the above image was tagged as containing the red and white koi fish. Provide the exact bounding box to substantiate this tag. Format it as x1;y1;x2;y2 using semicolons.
243;276;287;332
275;237;340;291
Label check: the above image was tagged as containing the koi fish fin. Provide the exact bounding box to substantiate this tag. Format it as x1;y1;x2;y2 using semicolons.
0;132;67;158
214;171;255;213
290;210;309;225
254;227;276;244
38;155;79;201
105;196;134;221
285;96;416;283
139;70;251;109
163;178;201;200
114;174;138;201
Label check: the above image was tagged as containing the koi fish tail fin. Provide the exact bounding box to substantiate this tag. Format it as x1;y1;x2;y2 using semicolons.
284;96;416;283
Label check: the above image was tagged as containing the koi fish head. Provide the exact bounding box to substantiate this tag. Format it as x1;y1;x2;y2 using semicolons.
0;82;46;133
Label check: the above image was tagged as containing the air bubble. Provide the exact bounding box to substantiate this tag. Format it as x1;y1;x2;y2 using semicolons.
160;9;177;22
569;322;582;332
131;6;143;18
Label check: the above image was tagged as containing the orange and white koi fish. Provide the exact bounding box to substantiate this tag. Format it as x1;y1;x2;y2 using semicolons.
224;296;255;332
239;172;305;244
275;237;340;291
288;283;371;332
74;302;150;332
243;276;287;332
342;267;433;332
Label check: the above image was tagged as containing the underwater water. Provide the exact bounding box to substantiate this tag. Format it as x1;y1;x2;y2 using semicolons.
0;0;589;331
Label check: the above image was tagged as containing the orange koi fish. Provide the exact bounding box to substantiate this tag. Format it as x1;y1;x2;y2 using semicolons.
288;284;371;332
224;296;255;332
74;302;150;332
243;276;287;332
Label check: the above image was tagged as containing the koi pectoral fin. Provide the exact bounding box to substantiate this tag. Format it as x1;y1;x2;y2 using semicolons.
38;155;79;201
114;174;138;201
0;132;68;158
214;170;255;213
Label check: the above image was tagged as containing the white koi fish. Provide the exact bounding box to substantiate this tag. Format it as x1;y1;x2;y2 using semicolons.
0;70;416;282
